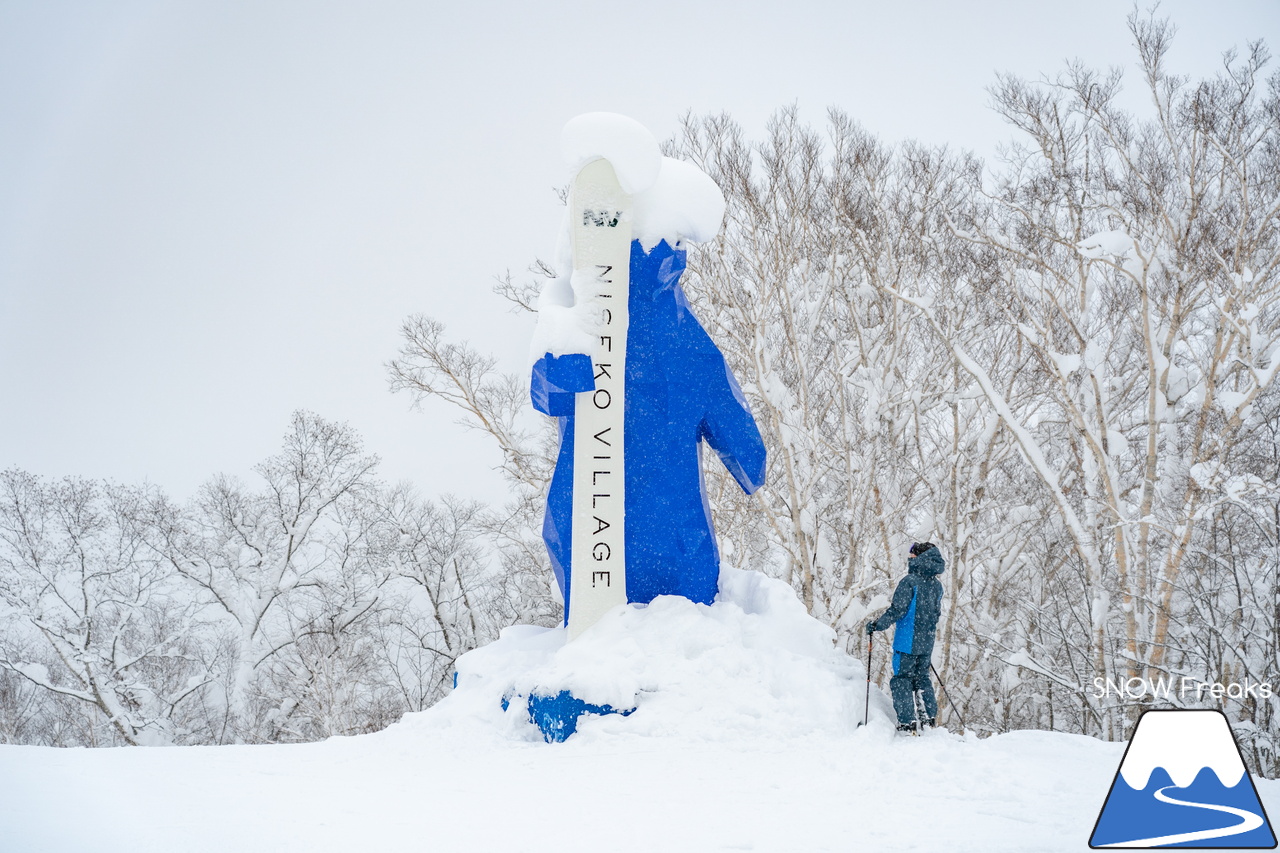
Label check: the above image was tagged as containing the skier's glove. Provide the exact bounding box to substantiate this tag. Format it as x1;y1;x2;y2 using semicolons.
865;621;877;635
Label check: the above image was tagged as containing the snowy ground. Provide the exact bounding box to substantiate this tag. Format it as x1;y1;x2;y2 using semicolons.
1;721;1164;853
2;571;1275;852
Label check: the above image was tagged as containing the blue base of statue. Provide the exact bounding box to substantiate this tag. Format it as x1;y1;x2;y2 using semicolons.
510;690;635;743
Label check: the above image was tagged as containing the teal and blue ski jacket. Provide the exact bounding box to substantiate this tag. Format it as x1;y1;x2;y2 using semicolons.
870;547;945;657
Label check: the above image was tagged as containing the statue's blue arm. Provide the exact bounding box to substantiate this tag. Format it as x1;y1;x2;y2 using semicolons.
530;352;594;416
700;360;767;494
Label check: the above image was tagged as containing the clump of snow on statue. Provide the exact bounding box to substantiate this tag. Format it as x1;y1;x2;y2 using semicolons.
529;114;727;362
419;567;880;743
632;157;726;249
530;112;660;363
560;112;662;193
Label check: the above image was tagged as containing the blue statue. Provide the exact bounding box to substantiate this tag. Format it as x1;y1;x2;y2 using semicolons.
531;238;767;621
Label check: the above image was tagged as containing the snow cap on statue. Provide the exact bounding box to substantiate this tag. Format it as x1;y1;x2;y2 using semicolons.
633;158;725;249
560;112;726;249
561;113;662;193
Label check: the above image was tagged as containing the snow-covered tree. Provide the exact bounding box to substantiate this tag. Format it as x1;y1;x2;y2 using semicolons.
388;314;562;629
0;412;530;746
145;411;386;742
0;471;211;745
894;11;1280;744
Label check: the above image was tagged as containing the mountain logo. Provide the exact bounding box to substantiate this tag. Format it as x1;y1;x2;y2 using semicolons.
1090;709;1276;848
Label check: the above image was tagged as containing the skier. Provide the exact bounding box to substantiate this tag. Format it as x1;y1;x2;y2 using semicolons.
866;542;946;732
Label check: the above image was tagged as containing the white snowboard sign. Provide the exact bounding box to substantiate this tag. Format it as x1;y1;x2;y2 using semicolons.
566;158;631;641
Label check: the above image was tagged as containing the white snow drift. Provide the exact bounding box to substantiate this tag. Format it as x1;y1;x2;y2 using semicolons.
439;567;880;742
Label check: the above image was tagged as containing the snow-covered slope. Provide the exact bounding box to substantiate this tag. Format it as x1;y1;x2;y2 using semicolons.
1;570;1275;853
0;717;1194;853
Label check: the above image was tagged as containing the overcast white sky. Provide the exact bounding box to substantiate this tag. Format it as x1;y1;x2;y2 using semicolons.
2;1;1277;507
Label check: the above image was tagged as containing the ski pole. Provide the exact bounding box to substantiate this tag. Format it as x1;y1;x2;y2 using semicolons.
863;634;872;727
930;662;967;732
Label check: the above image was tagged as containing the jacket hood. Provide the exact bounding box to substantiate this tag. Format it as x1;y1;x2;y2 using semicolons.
908;547;945;576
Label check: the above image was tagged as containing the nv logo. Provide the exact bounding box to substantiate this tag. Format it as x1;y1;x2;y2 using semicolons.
1090;709;1276;848
582;209;622;227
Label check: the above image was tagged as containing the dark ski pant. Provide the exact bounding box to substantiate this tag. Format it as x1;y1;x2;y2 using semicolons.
891;652;937;726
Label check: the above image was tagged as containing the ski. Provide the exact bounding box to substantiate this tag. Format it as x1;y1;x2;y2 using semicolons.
566;158;632;641
892;690;940;736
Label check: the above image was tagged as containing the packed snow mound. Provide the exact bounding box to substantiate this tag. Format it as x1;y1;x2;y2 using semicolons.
561;112;661;194
417;567;879;743
633;156;726;248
